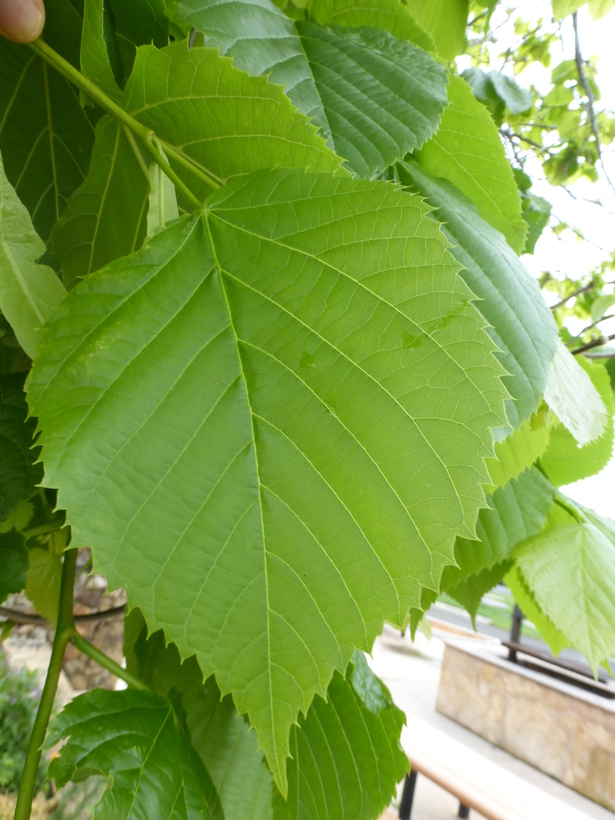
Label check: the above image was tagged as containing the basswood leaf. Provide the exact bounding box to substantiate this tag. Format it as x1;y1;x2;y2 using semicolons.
0;0;97;243
486;406;552;491
176;0;448;176
540;357;614;486
414;75;527;255
398;163;557;429
273;651;408;819
53;42;343;283
505;564;568;657
0;154;67;356
544;342;607;445
25;529;68;623
308;0;435;52
28;170;508;791
0;531;29;605
404;0;469;59
126;611;273;820
105;0;170;79
81;0;124;101
0;373;43;520
46;688;224;820
446;560;511;622
513;509;615;671
441;468;556;592
552;0;615;19
51;117;151;289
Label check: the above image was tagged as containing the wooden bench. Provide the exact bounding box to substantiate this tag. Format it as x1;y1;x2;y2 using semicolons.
380;714;594;820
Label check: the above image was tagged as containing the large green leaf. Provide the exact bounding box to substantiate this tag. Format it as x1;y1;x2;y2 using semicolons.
486;407;552;491
0;153;67;355
47;688;224;820
53;42;343;283
274;651;408;819
513;508;615;671
404;0;469;59
0;373;43;519
397;162;558;429
0;0;97;243
126;612;273;820
540;356;614;486
29;170;507;790
308;0;435;52
415;75;527;255
51;117;150;288
543;342;607;445
441;468;555;592
175;0;448;177
0;530;29;605
552;0;615;20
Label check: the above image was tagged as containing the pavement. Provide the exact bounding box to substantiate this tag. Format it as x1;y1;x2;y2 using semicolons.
370;623;615;820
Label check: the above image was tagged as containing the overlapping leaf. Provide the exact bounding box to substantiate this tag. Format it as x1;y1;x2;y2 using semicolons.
274;651;407;820
446;560;511;621
126;612;273;820
81;0;124;100
0;0;97;243
0;373;43;519
47;688;224;820
0;531;29;605
29;170;507;790
404;0;469;59
543;342;607;445
397;162;558;429
53;42;343;283
52;117;150;288
441;468;555;593
176;0;448;176
414;75;527;254
0;153;67;353
513;504;615;671
486;406;552;491
540;356;614;486
308;0;435;51
505;564;568;657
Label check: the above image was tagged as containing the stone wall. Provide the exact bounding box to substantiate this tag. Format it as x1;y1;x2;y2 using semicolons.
436;641;615;811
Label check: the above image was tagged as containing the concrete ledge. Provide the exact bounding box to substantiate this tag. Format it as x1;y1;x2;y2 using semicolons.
436;640;615;811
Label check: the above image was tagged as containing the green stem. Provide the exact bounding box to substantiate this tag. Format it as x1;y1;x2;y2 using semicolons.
141;136;204;211
72;632;150;691
28;39;220;198
14;549;78;820
554;493;587;524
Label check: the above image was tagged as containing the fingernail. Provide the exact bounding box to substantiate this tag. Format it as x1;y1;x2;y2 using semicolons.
0;0;45;43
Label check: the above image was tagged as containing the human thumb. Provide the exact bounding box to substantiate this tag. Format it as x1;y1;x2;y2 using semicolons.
0;0;44;43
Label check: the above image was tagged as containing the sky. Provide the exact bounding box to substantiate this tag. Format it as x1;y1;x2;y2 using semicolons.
463;2;615;518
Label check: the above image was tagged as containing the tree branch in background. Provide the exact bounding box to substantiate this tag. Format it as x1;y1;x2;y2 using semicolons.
572;332;615;354
566;313;615;345
573;12;615;196
550;282;596;310
0;603;127;626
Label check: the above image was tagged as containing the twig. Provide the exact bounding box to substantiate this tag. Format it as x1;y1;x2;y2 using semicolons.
0;603;126;626
572;332;615;355
14;550;78;820
572;12;615;196
550;282;595;310
72;632;149;691
586;351;615;358
566;313;615;345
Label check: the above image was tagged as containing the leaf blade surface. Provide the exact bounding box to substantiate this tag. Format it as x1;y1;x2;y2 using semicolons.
29;170;507;791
